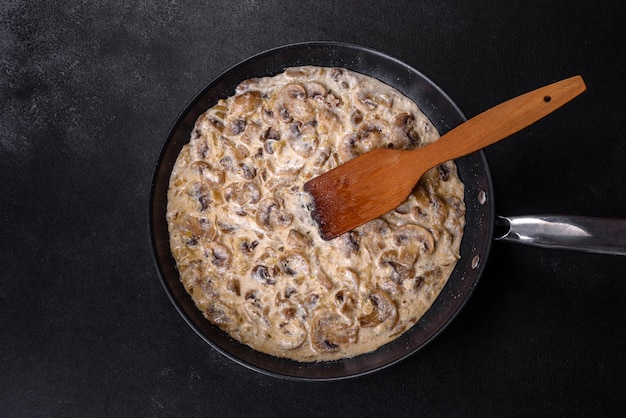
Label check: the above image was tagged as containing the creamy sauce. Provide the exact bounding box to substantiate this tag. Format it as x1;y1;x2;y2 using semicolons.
167;66;465;361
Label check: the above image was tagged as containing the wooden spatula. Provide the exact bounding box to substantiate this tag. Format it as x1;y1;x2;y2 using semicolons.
304;75;586;240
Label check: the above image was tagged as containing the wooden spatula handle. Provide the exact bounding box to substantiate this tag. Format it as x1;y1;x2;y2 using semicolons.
418;76;586;165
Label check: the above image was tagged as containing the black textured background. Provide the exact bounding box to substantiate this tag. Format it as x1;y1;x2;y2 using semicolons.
1;1;625;416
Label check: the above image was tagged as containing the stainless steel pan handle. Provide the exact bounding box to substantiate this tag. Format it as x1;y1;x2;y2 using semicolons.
495;215;626;256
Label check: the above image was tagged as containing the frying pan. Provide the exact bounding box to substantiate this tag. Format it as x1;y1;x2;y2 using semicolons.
149;42;623;381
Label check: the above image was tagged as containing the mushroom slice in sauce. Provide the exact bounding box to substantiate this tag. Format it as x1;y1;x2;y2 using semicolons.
269;307;307;350
358;289;398;329
311;310;358;353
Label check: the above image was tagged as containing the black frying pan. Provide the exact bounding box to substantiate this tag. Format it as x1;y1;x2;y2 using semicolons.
149;42;494;380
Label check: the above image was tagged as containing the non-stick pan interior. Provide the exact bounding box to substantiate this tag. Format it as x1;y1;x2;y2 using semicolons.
149;42;494;380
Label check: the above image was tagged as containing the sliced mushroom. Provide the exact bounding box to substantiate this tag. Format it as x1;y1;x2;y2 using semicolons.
392;262;415;284
171;246;202;274
311;310;358;353
216;221;236;235
311;147;331;169
267;137;307;175
324;91;341;108
240;120;263;145
198;276;219;298
408;267;442;293
276;104;292;123
190;161;225;186
281;83;307;100
357;119;392;148
303;292;320;311
261;107;277;125
261;127;280;155
274;83;314;123
350;109;363;127
217;135;241;161
188;181;212;211
244;289;258;302
338;121;391;160
243;294;269;327
419;166;441;194
336;267;359;291
327;326;358;346
315;271;334;292
378;93;393;108
392;112;422;147
255;198;293;230
435;229;460;264
197;111;224;134
358;219;391;255
226;279;241;296
284;287;298;299
236;162;257;180
394;224;435;258
358;289;398;328
444;197;466;236
446;196;466;220
230;90;262;116
353;90;392;112
286;229;313;249
286;121;318;158
190;161;224;185
338;231;360;256
278;252;310;277
410;276;425;293
379;250;415;284
262;176;292;194
206;243;231;271
330;67;344;83
190;160;209;175
219;156;236;173
225;118;247;136
251;265;276;285
411;186;447;227
353;90;378;112
305;81;327;106
224;181;261;206
438;161;454;181
204;301;237;330
191;137;210;159
284;67;309;78
235;77;261;93
394;199;413;215
338;133;361;160
334;289;357;317
181;215;216;241
238;238;259;255
378;276;402;296
448;193;465;213
279;83;307;100
270;312;307;350
316;107;342;135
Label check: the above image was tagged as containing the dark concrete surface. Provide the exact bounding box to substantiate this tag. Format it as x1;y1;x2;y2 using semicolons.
1;1;625;416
